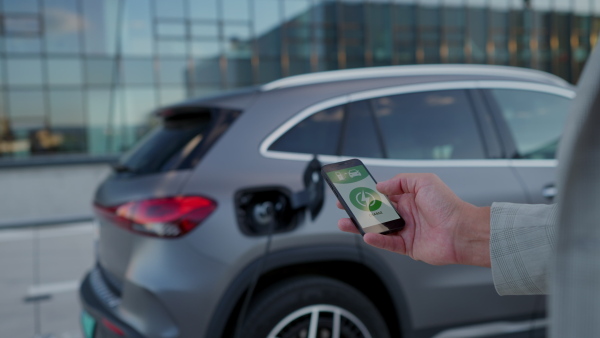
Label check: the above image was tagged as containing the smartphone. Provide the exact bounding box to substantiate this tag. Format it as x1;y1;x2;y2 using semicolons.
321;159;405;235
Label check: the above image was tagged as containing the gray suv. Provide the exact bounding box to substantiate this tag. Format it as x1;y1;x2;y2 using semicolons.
79;64;573;338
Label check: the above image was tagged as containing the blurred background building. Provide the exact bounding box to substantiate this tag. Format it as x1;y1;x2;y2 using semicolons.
0;0;598;225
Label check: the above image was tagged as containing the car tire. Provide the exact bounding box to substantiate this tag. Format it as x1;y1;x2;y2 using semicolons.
238;276;391;338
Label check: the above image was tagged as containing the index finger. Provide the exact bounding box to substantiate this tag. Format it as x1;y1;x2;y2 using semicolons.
376;173;438;196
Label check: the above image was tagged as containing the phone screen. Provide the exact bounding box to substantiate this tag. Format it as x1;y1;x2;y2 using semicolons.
326;164;402;233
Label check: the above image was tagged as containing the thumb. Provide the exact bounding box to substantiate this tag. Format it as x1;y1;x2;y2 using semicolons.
363;233;407;255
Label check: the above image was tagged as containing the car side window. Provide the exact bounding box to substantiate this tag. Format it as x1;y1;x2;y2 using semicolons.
489;89;571;159
268;105;344;155
340;100;384;158
371;90;486;159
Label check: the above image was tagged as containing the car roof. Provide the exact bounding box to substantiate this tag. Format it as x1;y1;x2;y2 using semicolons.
260;64;571;91
173;64;573;111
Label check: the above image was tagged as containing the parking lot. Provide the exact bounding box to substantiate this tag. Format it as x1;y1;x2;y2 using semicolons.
0;222;96;338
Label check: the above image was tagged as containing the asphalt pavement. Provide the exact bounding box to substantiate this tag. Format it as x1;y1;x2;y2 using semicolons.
0;221;96;338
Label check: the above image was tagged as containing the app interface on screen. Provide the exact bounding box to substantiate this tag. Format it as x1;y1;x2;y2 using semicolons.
327;165;400;229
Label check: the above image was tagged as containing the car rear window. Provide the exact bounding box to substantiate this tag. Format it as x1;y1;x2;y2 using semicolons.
116;107;240;175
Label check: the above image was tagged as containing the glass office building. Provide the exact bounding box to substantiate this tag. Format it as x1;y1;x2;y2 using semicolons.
0;0;598;163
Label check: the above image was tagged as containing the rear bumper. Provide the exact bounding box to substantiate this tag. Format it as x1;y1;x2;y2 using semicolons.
79;268;144;338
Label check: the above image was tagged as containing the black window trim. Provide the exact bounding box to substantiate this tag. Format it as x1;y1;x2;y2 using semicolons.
467;89;504;159
338;100;387;159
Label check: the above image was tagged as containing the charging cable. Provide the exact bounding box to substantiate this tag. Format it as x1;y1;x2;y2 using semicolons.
234;202;277;338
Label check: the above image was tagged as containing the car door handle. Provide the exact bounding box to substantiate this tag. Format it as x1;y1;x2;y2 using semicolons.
542;185;557;200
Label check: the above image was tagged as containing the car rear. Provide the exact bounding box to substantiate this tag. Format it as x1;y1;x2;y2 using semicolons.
79;96;250;337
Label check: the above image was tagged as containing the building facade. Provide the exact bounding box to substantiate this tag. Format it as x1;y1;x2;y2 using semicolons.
0;0;598;163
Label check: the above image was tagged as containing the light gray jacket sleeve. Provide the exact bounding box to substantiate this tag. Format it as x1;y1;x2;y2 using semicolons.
490;202;559;295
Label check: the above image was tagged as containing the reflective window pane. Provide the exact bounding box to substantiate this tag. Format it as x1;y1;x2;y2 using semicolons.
191;40;221;58
418;6;441;63
467;6;486;63
43;0;83;54
49;89;85;126
191;59;221;85
226;58;252;87
154;0;185;18
490;89;571;159
392;4;417;64
85;58;115;86
284;0;311;21
5;37;42;53
82;0;117;55
157;22;186;38
7;59;44;86
159;86;186;106
158;59;188;85
553;12;571;81
190;85;220;99
190;0;218;19
157;41;187;56
269;106;345;156
3;0;39;13
223;0;250;20
224;24;251;57
47;59;83;85
86;89;113;154
373;90;485;159
289;58;311;76
0;94;19;157
490;8;509;65
4;16;41;35
531;0;551;11
254;0;281;38
367;2;392;66
122;87;157;149
224;24;251;41
8;90;46;128
122;59;155;85
191;23;218;38
258;58;282;83
122;0;153;56
49;89;86;153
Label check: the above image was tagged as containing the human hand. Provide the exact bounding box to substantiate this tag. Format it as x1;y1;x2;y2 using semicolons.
337;173;491;267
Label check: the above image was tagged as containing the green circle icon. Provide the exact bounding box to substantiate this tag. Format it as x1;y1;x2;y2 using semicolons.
349;187;382;212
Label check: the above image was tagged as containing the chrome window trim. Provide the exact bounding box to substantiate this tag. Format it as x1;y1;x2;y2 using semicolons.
260;64;570;91
348;80;478;102
479;80;575;98
509;159;558;167
260;80;572;167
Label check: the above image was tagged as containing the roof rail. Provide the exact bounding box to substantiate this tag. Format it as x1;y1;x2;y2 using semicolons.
260;64;571;91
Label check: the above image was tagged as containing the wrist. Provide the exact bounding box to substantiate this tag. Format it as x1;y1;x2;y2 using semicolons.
455;204;491;267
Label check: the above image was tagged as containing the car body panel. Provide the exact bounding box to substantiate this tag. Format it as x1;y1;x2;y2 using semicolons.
82;65;574;338
95;170;194;286
510;160;558;204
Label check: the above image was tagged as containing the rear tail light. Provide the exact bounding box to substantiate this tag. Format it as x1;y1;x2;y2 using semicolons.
101;318;125;336
94;196;217;238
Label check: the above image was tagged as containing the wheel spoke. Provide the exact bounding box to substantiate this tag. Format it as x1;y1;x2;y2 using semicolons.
332;309;341;338
267;304;373;338
307;309;320;338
